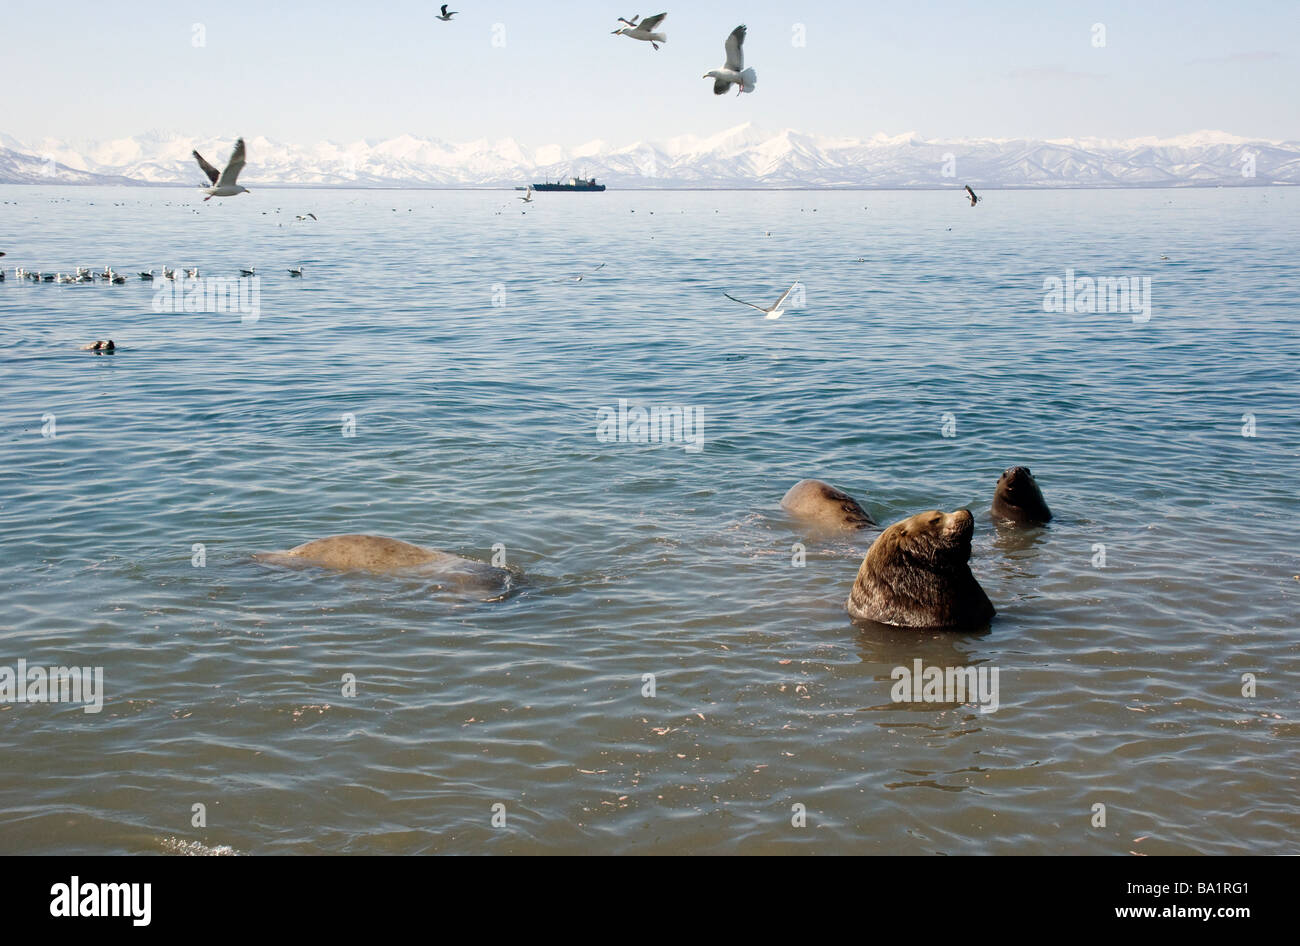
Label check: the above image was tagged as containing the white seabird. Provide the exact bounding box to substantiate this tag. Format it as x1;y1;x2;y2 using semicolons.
288;267;304;277
723;282;800;320
704;25;756;95
613;12;666;50
193;138;250;201
519;186;534;203
436;4;457;20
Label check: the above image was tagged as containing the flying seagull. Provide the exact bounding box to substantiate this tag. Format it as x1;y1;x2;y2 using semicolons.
193;138;249;200
613;12;666;50
723;283;800;320
519;186;534;203
704;25;757;95
569;263;606;282
295;213;317;221
436;4;457;20
964;185;980;207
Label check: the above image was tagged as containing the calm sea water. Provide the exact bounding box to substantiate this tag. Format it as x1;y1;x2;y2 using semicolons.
0;184;1296;855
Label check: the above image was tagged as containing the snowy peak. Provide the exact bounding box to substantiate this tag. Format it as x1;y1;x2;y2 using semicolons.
1;128;1295;188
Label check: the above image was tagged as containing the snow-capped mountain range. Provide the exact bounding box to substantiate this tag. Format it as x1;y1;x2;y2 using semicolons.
2;125;1297;189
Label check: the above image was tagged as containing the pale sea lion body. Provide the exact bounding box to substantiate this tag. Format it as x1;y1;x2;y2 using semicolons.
254;534;513;594
992;466;1052;525
780;479;874;532
847;509;995;629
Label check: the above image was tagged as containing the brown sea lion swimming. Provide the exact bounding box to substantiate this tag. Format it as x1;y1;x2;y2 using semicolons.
992;466;1052;525
254;534;515;596
846;509;995;629
780;479;875;533
80;340;116;352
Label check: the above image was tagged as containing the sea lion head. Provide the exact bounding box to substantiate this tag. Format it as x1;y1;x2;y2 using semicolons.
992;466;1051;524
847;508;994;629
893;508;975;567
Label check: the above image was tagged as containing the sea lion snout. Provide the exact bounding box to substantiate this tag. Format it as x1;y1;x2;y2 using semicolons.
946;508;974;538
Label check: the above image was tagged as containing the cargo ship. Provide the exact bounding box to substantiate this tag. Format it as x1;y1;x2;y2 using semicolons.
529;175;606;192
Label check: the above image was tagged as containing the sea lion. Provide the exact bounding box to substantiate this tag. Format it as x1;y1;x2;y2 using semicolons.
254;534;514;595
846;509;995;629
992;466;1051;525
780;479;874;532
80;340;115;352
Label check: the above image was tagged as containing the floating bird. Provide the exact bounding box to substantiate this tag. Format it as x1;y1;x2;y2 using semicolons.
570;263;606;282
111;273;126;284
193;138;249;200
613;11;666;50
240;267;256;277
185;267;200;279
723;282;800;320
519;186;534;203
139;271;154;280
162;267;177;280
436;4;457;20
704;25;756;95
288;267;304;277
963;185;980;207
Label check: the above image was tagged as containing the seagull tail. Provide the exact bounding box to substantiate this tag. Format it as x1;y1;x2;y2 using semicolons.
739;68;757;93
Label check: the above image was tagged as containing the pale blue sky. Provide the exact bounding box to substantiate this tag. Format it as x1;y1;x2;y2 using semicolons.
4;0;1297;145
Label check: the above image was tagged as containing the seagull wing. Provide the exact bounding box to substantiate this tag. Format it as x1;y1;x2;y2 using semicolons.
640;12;667;31
192;150;221;184
772;283;798;309
724;25;746;71
441;4;448;14
723;292;769;314
964;185;976;199
217;138;246;188
713;77;731;95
